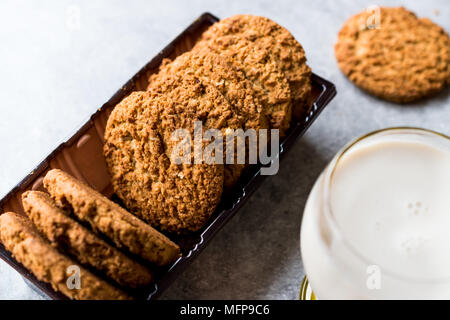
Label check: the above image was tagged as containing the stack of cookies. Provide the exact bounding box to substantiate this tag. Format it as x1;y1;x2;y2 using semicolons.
0;169;180;300
104;14;312;234
0;14;311;300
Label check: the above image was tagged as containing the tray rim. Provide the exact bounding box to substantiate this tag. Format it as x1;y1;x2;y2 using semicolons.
0;12;336;300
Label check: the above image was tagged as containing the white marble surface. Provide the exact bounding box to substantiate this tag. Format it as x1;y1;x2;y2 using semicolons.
0;0;448;300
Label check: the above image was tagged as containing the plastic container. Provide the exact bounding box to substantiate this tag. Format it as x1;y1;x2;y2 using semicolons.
0;12;336;300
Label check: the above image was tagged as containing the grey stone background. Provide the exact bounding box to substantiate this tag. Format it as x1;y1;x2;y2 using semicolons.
0;0;448;299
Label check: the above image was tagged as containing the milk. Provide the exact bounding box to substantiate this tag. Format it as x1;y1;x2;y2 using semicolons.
300;129;450;299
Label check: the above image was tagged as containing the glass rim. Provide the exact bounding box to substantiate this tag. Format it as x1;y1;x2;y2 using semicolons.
322;126;450;284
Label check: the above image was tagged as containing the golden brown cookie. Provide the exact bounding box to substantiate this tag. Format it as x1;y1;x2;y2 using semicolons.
195;14;312;121
148;51;268;132
335;7;450;103
194;33;292;136
22;190;153;288
0;212;130;300
147;50;270;188
104;90;225;233
43;169;181;264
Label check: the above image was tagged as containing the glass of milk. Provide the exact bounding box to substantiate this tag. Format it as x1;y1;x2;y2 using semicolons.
300;127;450;299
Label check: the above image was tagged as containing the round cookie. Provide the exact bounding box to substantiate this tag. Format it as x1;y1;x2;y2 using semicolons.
43;169;181;264
148;50;270;188
104;90;226;233
22;190;153;289
148;51;269;133
194;32;293;136
0;212;130;300
195;14;312;120
335;7;450;103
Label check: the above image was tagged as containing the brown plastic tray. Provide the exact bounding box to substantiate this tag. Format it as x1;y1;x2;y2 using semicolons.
0;12;336;300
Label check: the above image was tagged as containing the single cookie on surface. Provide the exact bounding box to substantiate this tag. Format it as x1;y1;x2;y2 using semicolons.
195;14;312;121
335;6;450;103
147;50;270;188
104;90;225;233
0;212;130;300
22;190;153;288
43;169;181;265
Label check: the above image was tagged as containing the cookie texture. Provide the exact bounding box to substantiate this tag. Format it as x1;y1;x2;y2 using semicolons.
147;50;269;188
335;7;450;103
195;14;312;121
148;51;268;131
194;32;292;136
104;89;226;233
43;169;181;265
22;190;153;288
0;212;130;300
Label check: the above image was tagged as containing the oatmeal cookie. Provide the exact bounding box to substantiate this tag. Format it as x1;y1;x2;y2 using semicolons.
148;51;268;132
147;50;270;188
104;91;225;233
194;35;292;136
335;7;450;103
22;191;153;288
195;14;312;121
43;169;181;264
0;212;130;300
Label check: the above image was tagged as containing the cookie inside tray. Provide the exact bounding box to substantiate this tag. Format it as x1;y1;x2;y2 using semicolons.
0;13;335;300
